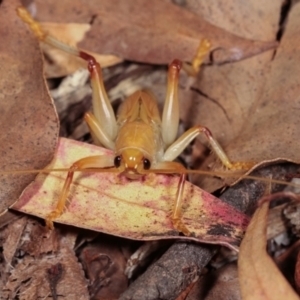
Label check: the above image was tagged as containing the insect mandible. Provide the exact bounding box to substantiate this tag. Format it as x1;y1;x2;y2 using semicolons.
17;7;254;235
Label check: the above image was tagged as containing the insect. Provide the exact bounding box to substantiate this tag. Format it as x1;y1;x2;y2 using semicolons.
17;7;257;236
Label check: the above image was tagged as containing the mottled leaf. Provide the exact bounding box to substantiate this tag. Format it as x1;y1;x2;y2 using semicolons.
0;0;59;222
13;138;249;251
181;1;300;192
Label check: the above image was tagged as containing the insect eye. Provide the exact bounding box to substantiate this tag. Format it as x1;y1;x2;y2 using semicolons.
143;158;151;170
114;156;122;168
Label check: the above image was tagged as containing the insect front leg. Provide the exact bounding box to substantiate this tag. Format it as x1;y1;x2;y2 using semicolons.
46;155;115;229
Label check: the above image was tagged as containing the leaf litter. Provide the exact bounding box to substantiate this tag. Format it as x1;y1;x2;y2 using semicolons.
2;218;89;300
25;0;277;75
186;0;300;192
0;0;58;223
238;192;299;300
1;0;300;299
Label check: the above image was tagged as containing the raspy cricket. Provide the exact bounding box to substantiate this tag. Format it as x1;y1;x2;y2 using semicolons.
2;7;297;240
14;6;262;237
2;3;300;300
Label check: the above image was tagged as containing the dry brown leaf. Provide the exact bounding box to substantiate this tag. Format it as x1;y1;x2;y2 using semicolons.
30;0;276;65
238;193;299;300
40;23;123;77
20;219;59;256
181;1;300;192
3;245;89;299
79;241;128;299
0;0;59;223
3;217;27;266
220;2;300;165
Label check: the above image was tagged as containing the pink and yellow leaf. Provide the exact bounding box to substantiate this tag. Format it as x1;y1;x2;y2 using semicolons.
13;138;249;251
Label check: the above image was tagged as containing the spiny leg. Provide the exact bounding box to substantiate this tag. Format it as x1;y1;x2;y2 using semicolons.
163;125;255;170
17;7;117;147
46;155;115;229
152;161;190;236
161;39;211;146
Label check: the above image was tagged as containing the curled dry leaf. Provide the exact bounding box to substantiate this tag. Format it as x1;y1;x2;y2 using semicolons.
185;0;280;41
238;193;299;300
30;0;276;65
0;0;59;222
13;138;249;251
2;219;89;298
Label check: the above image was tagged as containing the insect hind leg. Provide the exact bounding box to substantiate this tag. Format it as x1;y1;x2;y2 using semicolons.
17;6;117;147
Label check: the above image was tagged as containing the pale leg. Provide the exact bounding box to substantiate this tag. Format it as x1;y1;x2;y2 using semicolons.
161;39;211;146
17;7;117;146
161;60;181;147
182;39;211;76
152;161;190;236
46;155;115;229
164;125;255;170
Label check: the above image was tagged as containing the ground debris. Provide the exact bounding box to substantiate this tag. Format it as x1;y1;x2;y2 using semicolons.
1;218;89;300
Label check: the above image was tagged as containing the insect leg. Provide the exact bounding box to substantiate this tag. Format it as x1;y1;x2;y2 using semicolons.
46;155;115;229
161;39;210;146
182;39;211;76
84;112;115;150
80;51;117;144
163;125;255;170
17;7;117;145
152;161;190;236
162;60;181;147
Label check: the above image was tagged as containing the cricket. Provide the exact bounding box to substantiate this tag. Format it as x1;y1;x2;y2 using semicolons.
12;7;295;236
